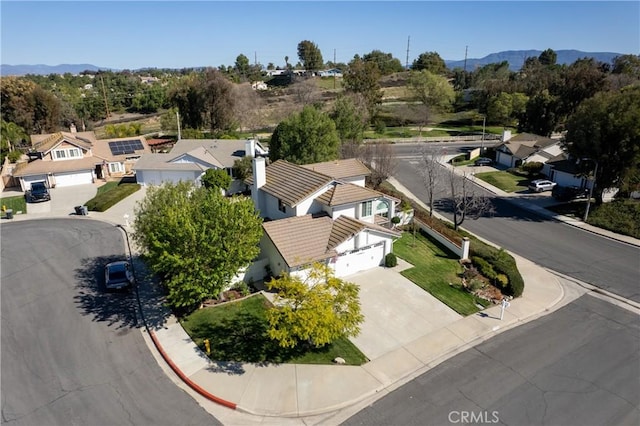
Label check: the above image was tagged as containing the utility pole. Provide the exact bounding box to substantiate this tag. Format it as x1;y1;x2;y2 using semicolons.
463;45;468;72
100;75;110;119
333;48;337;89
405;36;410;69
176;110;181;141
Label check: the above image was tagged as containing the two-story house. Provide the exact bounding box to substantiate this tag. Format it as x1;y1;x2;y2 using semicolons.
247;157;400;278
494;131;563;169
13;125;149;191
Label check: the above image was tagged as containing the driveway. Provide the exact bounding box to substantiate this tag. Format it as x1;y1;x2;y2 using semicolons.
346;265;462;360
24;184;98;216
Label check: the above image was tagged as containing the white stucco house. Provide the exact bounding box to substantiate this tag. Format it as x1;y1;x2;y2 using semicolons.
246;158;400;279
495;131;563;169
13;126;150;191
133;138;267;194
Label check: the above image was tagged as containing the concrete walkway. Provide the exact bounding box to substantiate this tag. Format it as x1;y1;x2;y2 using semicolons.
2;178;637;425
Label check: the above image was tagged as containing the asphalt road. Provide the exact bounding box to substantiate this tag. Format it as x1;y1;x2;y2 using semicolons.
1;219;219;426
342;295;640;426
393;155;640;302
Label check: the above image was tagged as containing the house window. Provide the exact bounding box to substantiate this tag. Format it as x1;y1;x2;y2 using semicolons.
54;150;66;159
53;148;81;160
109;162;124;173
278;199;286;213
361;200;372;217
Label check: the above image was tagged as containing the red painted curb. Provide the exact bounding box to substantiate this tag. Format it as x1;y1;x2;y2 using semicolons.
149;330;237;410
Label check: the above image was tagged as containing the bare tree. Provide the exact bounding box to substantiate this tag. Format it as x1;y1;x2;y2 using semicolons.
364;143;397;188
290;78;320;105
418;145;445;217
446;168;494;230
233;83;265;133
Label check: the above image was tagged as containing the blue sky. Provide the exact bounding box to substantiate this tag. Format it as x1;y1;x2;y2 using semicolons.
1;1;638;69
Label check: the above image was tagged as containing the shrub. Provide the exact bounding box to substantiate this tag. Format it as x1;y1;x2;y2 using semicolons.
468;240;524;298
471;256;497;281
391;216;401;225
232;280;250;297
385;253;397;267
521;161;544;176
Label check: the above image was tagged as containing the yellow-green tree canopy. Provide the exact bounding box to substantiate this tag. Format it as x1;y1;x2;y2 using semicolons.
266;263;364;348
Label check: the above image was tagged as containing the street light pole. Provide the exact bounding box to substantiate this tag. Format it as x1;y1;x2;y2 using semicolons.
583;160;599;222
481;115;486;153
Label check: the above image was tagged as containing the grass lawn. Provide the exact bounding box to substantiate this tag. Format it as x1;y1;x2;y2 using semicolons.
474;171;530;193
1;195;27;215
85;181;141;212
393;231;483;316
180;294;368;365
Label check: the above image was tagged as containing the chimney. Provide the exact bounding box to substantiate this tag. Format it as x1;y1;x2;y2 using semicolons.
502;129;512;142
70;123;77;134
252;157;266;211
245;139;256;158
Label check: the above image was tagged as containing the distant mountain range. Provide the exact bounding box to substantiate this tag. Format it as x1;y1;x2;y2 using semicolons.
444;49;623;71
0;50;626;76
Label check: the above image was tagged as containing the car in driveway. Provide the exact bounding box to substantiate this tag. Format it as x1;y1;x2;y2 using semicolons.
25;182;51;202
104;261;133;291
474;157;493;166
552;185;589;201
528;179;557;193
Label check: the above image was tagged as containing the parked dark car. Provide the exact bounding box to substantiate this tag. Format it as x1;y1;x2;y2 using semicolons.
552;185;589;201
104;261;133;291
474;157;493;166
25;182;51;203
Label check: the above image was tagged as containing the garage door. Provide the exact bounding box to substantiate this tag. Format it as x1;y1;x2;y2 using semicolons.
136;170;198;186
54;171;93;187
22;175;48;190
334;242;385;278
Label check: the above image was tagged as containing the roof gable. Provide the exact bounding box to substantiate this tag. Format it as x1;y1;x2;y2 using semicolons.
301;158;371;180
316;182;384;207
32;132;92;154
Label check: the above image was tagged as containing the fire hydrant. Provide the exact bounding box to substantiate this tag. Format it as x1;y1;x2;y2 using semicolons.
204;339;211;355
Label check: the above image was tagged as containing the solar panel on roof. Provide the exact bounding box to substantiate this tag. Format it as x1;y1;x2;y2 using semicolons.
108;139;144;155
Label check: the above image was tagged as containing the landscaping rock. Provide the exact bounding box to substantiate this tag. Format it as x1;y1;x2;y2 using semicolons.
333;357;346;365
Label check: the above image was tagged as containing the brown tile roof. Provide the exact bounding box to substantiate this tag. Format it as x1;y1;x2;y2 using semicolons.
263;213;400;268
146;138;174;146
316;182;384;206
31;132;93;153
92;136;150;162
263;214;336;267
168;139;248;168
12;156;98;177
247;160;334;207
300;158;371;179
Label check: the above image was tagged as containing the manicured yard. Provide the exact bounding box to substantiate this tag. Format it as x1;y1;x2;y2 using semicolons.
1;195;27;215
180;294;368;365
393;231;485;316
474;171;530;193
85;181;141;212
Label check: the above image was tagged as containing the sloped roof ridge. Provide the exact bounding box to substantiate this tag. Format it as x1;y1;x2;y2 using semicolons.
33;132;63;150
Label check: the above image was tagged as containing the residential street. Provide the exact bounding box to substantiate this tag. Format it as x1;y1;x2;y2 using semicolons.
342;294;640;426
392;150;640;303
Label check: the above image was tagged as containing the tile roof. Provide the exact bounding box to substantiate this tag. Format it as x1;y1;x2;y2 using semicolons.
168;139;248;168
316;182;384;206
132;153;207;171
31;132;93;153
509;132;558;149
12;156;98;177
247;160;334;207
262;213;400;268
301;158;371;179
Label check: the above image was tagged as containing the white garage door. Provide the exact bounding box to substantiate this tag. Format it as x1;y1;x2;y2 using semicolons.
22;175;48;190
334;242;385;278
55;171;93;187
136;170;198;186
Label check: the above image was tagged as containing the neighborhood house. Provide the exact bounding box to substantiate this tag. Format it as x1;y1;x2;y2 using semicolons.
13;125;149;191
245;157;400;279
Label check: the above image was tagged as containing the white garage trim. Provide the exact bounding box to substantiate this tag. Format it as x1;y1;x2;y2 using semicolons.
20;175;49;191
54;170;94;187
333;242;385;277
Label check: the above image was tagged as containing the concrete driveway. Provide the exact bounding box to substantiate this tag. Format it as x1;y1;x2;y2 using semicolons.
346;265;462;360
25;184;98;216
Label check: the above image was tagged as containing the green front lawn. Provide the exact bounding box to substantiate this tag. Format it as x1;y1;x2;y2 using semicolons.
85;181;140;212
474;171;530;193
393;231;484;316
1;195;27;215
180;294;368;365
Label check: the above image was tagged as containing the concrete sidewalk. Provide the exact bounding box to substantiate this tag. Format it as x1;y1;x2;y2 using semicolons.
1;180;631;425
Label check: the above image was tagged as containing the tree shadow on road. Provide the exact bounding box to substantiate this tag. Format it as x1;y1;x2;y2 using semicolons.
74;254;170;332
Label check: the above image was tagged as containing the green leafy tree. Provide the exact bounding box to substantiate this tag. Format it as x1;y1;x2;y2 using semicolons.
362;50;404;75
235;54;251;80
519;90;559;136
412;51;447;75
133;181;263;311
407;70;455;133
200;168;232;191
330;94;367;144
343;57;382;120
486;92;528;126
232;156;253;181
266;263;364;348
538;48;558;66
557;58;608;118
160;107;179;134
297;40;324;72
563;86;640;204
270;105;340;164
